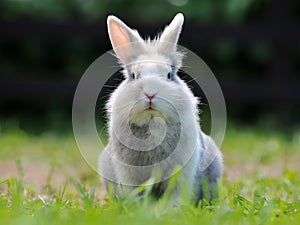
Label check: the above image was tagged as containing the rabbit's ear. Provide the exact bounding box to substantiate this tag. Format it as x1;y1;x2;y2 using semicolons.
107;15;144;64
159;13;184;52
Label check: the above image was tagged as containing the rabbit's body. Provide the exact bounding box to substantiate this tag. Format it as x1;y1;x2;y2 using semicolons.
98;13;222;204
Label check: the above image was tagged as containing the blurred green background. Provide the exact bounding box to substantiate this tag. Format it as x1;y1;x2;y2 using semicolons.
0;0;299;132
0;2;300;223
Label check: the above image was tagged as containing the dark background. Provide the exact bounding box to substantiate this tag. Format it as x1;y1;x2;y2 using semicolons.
0;0;299;133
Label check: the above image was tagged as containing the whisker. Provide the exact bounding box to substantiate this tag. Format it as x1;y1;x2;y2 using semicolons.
178;68;186;73
109;65;122;68
103;84;118;88
113;78;123;82
186;78;196;84
180;65;194;69
98;93;112;100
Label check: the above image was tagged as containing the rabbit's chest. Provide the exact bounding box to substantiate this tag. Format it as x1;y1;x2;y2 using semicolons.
113;121;182;166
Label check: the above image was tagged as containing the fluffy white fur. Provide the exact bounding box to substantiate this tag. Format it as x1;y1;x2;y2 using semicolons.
98;13;222;205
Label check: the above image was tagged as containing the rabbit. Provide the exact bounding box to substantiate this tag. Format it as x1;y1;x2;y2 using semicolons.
98;13;223;205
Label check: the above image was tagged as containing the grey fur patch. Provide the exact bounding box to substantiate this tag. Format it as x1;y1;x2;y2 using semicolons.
113;119;181;166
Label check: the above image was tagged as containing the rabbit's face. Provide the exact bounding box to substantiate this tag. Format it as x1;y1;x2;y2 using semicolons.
109;54;197;126
106;13;197;125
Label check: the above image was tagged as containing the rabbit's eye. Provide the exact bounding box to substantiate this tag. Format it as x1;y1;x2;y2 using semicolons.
130;73;136;80
167;72;174;80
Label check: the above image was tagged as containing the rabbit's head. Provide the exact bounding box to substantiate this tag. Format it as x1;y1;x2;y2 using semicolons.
106;13;199;127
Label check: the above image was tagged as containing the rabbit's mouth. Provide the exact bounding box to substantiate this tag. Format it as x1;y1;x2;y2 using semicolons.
142;104;162;116
127;97;168;125
145;106;158;113
130;108;162;126
142;97;157;111
146;103;154;110
145;101;161;113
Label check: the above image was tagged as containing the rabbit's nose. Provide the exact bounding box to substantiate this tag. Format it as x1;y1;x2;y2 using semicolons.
144;93;156;100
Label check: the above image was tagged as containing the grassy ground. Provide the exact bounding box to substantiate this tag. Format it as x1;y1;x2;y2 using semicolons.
0;122;299;225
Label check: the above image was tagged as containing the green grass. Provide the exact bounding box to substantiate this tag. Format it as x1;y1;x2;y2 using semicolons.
0;123;299;225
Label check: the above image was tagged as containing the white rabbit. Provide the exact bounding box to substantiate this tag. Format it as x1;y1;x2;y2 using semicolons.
98;13;222;205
